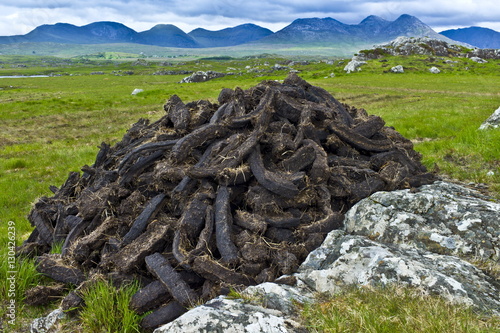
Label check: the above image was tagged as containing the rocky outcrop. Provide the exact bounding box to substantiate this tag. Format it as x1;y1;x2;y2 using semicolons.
479;106;500;130
360;36;468;58
153;181;500;332
469;48;500;60
358;36;500;60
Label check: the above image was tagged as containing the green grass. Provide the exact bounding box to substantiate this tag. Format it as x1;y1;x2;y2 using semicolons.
62;279;144;333
1;54;499;332
0;255;41;304
0;255;51;331
300;285;500;333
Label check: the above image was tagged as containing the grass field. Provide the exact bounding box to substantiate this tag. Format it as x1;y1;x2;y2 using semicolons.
1;53;499;332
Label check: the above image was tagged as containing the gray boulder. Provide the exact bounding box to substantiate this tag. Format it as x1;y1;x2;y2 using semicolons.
180;71;225;83
30;309;65;333
390;65;404;73
345;181;500;262
470;56;488;63
152;296;303;333
344;57;367;73
479;106;500;130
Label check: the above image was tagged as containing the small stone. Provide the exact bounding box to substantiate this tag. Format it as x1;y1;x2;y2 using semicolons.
429;66;440;74
30;308;65;333
470;56;488;63
390;65;404;73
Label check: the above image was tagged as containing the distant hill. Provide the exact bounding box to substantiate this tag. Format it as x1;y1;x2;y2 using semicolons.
188;24;273;47
255;14;451;46
0;22;138;44
440;27;500;49
138;24;199;48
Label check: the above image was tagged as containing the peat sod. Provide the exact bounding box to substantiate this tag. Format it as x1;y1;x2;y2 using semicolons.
20;74;435;330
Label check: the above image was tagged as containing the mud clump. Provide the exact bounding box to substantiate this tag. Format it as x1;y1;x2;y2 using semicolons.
20;73;435;330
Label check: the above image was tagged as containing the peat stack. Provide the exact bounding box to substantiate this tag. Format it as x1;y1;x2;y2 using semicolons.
21;73;435;330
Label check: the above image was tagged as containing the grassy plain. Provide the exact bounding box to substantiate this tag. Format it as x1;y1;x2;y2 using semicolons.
1;54;499;332
0;41;364;58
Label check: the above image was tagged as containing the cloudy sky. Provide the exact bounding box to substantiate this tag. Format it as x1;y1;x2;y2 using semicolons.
1;0;499;36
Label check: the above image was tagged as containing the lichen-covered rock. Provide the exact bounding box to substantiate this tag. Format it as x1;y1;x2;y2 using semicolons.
344;58;367;73
30;308;65;333
479;106;500;130
344;181;500;262
152;296;304;333
244;282;314;314
297;232;500;314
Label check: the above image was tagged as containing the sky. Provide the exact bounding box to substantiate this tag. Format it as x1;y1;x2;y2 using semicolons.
0;0;499;37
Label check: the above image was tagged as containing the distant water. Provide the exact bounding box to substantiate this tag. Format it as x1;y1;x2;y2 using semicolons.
0;75;50;78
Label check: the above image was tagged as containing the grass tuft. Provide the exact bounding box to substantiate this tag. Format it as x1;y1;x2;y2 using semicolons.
300;284;500;333
78;279;143;333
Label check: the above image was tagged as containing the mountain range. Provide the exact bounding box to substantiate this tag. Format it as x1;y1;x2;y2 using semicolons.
0;21;273;48
0;14;496;50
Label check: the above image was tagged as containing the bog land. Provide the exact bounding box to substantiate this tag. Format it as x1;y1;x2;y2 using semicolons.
1;53;499;332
